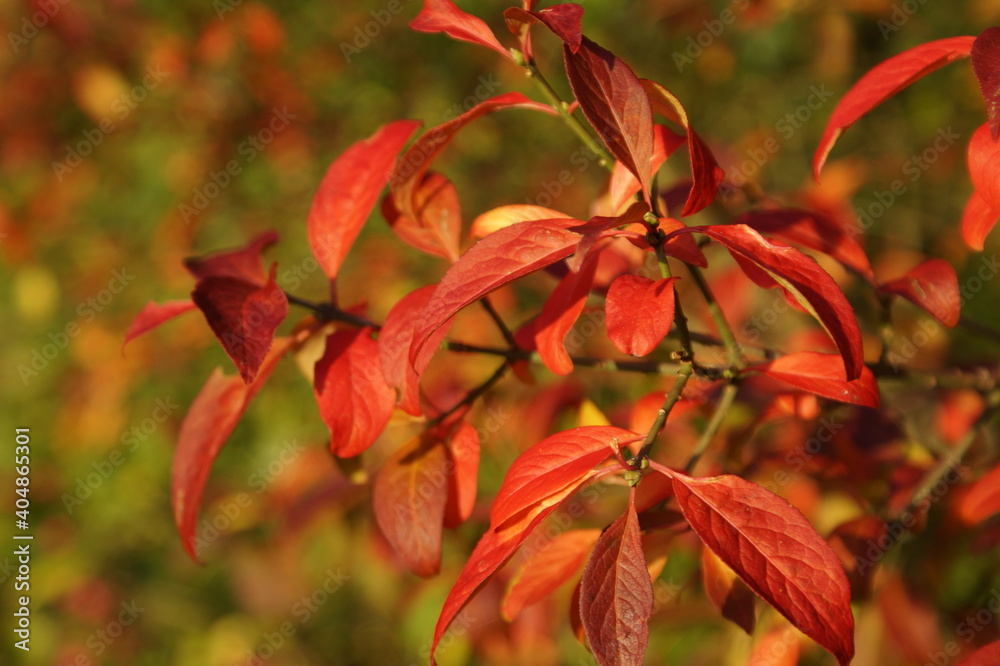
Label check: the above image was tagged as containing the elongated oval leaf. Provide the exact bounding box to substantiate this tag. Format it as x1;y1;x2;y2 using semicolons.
565;37;654;198
814;36;976;179
409;217;584;363
968;122;1000;212
972;27;1000;141
605;274;677;357
444;422;481;529
382;170;462;261
609;125;685;213
374;435;449;577
750;352;880;408
880;258;960;327
314;328;396;458
657;466;855;666
958;464;1000;525
173;336;295;562
123;300;197;350
535;249;600;375
579;493;653;666
701;543;756;635
491;426;638;529
410;0;513;60
307;120;421;281
502;528;602;621
470;204;569;239
962;190;1000;251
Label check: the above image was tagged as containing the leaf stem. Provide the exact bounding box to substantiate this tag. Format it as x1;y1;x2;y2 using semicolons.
427;362;509;427
479;297;520;350
687;266;745;369
634;363;695;465
684;382;739;474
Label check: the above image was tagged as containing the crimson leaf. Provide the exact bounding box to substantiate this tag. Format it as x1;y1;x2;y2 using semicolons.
410;0;512;60
605;274;677;357
750;351;880;408
880;258;960;327
972;27;1000;141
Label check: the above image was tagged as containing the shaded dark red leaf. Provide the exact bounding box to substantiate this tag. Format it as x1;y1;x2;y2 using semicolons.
307;120;421;281
491;426;638;529
535;249;601;375
504;4;583;54
642;79;725;216
701;543;756;635
502;528;601;621
184;230;279;284
828;516;887;601
410;0;512;60
191;266;288;384
972;27;1000;141
969;122;1000;212
814;36;976;179
750;352;880;408
314;328;396;458
668;224;865;379
173;336;295;562
379;285;454;416
579;491;653;666
565;37;654;198
962;190;1000;251
374;435;449;577
409;217;584;364
655;465;855;666
959;464;1000;525
605;274;677;357
736;208;874;281
657;217;708;267
123;300;197;350
881;258;960;327
443;422;481;529
609;125;685;213
958;639;1000;665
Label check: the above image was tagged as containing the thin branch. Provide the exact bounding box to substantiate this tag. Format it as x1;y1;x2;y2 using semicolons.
684;382;739;474
427;362;509;427
686;266;745;369
634;363;695;465
284;293;379;329
479;297;520;350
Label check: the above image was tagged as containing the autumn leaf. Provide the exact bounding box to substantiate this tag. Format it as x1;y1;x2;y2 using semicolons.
183;230;279;283
470;204;570;239
502;528;601;621
314;328;396;458
605;274;677;357
608;125;685;214
173;336;295;562
968;123;1000;212
972;27;1000;140
374;435;450;577
750;352;880;408
444;422;480;529
579;490;653;666
654;465;855;666
565;37;654;199
962;190;1000;251
504;4;584;55
958;464;1000;525
123;300;197;350
814;36;976;179
535;249;601;375
701;543;756;635
382;171;463;262
880;258;960;327
410;0;513;60
958;640;1000;665
307;120;421;282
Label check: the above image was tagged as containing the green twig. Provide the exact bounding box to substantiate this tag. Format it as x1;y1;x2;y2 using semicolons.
684;382;739;474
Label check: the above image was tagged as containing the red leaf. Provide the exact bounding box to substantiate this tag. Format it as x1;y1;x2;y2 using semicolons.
383;171;462;261
191;267;289;383
444;422;481;529
657;217;708;267
609;125;685;214
307;120;421;282
969;122;1000;212
314;328;396;458
605;275;677;357
173;336;294;562
502;528;602;621
962;190;1000;251
564;37;654;198
184;230;279;284
656;466;855;666
959;464;1000;525
431;474;610;664
671;224;865;379
379;285;454;416
374;435;449;577
700;543;756;635
579;491;654;666
641;79;725;216
750;352;880;408
535;249;601;375
490;426;638;529
504;4;584;54
972;27;1000;141
410;0;512;60
958;640;1000;665
881;258;960;327
470;204;570;239
735;208;874;281
409;217;584;364
391;93;555;234
123;300;197;350
814;36;976;179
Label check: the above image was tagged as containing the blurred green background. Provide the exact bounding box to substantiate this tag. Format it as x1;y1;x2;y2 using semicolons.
2;0;999;664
